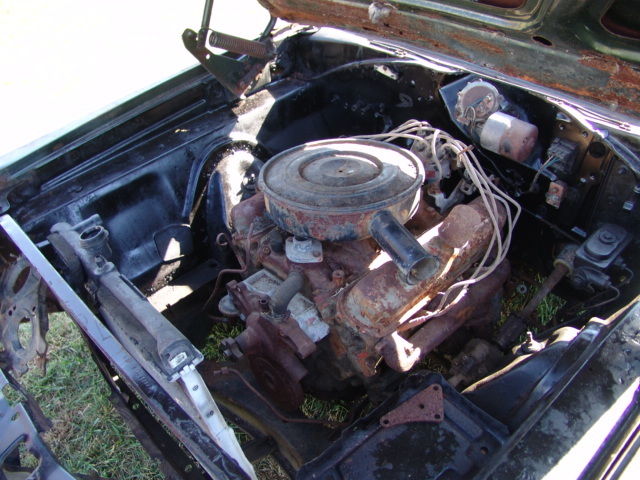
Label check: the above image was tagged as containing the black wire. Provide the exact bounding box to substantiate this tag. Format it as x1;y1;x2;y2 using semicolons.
585;286;620;310
537;285;621;338
475;151;519;188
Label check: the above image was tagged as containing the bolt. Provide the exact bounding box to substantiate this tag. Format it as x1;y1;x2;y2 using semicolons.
192;384;199;391
634;185;640;195
260;245;271;256
312;250;321;258
522;331;544;354
599;230;616;243
258;297;270;312
221;338;243;360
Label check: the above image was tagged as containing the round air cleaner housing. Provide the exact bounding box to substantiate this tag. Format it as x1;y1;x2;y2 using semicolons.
258;139;425;242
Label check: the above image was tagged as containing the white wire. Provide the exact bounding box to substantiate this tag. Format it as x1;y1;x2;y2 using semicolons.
351;120;521;320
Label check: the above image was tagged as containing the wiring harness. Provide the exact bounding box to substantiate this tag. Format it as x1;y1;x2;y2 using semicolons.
351;119;521;321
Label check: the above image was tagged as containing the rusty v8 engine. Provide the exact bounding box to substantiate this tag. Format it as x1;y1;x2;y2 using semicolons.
217;126;514;410
3;45;638;477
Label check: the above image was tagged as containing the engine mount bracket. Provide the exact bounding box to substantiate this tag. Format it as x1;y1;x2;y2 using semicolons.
379;383;444;428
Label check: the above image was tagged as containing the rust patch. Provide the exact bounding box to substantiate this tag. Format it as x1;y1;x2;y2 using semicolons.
449;31;505;57
501;68;638;112
377;260;510;372
379;383;444;428
579;53;618;74
336;196;506;344
262;1;640;117
614;64;640;88
580;53;640;88
262;1;464;58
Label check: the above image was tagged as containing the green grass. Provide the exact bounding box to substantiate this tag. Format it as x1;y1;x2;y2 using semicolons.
8;285;563;480
301;395;349;424
501;273;566;329
4;315;297;479
253;457;289;480
4;313;161;479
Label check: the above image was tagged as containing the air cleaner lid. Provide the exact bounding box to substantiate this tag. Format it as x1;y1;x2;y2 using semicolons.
258;139;424;212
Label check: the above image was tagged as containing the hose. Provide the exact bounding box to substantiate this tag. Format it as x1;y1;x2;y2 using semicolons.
270;270;304;316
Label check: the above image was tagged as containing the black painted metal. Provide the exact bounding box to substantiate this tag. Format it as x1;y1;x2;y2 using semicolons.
464;326;581;429
473;302;640;480
297;373;509;480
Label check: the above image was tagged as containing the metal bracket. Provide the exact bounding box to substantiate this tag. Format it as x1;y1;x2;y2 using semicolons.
379;383;444;428
183;0;276;98
179;365;257;480
1;369;76;480
0;256;49;376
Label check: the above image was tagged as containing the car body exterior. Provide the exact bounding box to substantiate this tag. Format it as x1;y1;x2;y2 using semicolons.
1;1;639;479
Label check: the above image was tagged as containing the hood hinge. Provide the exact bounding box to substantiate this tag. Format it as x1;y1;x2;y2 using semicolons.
183;0;276;98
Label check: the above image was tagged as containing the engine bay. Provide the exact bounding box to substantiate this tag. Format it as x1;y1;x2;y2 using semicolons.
1;30;639;479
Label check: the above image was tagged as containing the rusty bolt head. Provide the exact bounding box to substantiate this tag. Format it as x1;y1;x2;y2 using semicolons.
332;269;346;287
260;245;271;256
258;297;270;312
221;338;243;360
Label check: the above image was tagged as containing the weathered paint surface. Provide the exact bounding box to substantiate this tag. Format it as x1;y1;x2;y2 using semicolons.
260;0;640;120
336;197;504;339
